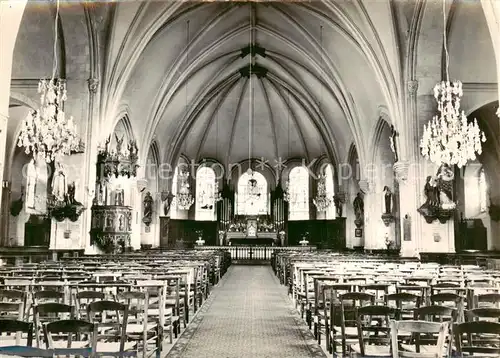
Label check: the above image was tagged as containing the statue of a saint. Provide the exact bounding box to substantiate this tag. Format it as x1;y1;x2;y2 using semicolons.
436;164;455;210
51;162;66;203
353;192;364;221
383;186;393;214
143;192;153;223
334;196;343;217
114;187;124;206
418;176;440;217
115;134;124;155
26;159;37;210
66;182;76;204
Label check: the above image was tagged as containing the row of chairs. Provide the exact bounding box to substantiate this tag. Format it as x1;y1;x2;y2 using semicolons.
274;250;500;357
0;249;230;357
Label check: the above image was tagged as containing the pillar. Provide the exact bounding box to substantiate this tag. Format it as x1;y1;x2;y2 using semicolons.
359;179;379;250
83;78;100;253
0;1;27;243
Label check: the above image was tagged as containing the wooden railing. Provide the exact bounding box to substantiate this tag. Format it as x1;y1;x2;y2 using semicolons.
194;245;315;261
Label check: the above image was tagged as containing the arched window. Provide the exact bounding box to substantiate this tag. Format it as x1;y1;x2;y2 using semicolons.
324;164;335;219
236;171;268;215
288;166;309;220
479;167;487;213
195;167;216;221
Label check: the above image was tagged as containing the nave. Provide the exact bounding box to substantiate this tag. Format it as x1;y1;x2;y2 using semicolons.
166;265;325;358
3;248;500;357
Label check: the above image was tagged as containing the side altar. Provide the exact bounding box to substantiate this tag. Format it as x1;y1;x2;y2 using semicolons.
225;216;280;246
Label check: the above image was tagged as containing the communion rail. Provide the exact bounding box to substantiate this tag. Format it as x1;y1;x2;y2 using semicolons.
194;245;315;263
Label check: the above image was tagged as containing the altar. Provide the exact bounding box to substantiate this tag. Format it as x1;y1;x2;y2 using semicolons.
225;216;280;246
226;231;278;246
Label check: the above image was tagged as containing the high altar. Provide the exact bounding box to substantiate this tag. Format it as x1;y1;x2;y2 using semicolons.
225;216;280;246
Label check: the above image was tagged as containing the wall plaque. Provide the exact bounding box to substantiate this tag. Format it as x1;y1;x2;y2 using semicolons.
403;214;411;241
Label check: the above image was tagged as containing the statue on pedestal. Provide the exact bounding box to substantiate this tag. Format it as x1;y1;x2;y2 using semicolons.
142;192;153;226
353;192;364;228
26;159;37;210
383;186;393;214
51;162;67;203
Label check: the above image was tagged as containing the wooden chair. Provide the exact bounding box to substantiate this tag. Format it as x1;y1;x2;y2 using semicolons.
0;319;48;357
350;305;395;357
453;321;500;357
87;300;136;357
332;292;374;356
33;302;74;348
43;319;96;357
116;291;163;358
390;320;449;357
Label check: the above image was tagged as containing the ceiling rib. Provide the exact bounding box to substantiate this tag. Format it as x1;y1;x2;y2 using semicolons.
195;78;241;162
225;78;249;166
265;78;310;161
258;78;280;161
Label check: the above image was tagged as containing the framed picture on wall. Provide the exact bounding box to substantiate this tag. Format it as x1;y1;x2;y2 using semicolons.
355;228;362;237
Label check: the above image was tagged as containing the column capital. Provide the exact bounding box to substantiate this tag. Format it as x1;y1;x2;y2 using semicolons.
87;78;99;94
393;161;410;184
407;80;419;96
358;179;374;194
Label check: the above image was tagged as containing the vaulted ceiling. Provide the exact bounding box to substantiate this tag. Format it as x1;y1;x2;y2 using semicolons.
111;0;399;166
9;0;498;170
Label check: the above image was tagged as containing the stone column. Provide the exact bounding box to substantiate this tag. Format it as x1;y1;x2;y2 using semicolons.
83;78;99;254
394;161;420;257
359;179;379;250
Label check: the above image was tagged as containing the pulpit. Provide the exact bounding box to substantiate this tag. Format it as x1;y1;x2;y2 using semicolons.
90;205;132;254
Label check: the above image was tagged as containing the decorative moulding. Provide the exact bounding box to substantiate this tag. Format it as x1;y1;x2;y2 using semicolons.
393;161;409;184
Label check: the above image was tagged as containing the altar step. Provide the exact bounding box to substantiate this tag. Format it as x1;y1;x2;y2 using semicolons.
232;259;271;265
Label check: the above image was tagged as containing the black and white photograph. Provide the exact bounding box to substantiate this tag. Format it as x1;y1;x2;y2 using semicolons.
0;0;499;356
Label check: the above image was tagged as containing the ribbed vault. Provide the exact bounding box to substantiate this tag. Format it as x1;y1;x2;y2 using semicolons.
111;1;401;169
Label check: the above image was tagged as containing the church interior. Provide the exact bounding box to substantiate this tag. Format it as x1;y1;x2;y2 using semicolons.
1;0;500;356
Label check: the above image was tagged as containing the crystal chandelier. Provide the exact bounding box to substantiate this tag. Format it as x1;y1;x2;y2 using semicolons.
17;0;81;163
313;174;332;211
176;170;194;210
419;0;485;168
420;81;485;167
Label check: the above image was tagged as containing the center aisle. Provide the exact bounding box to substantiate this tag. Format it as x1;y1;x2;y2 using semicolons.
165;265;326;358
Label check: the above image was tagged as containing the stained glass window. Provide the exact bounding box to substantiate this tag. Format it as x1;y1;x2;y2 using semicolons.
195;167;216;221
479;167;487;213
236;171;268;215
324;164;335;219
288;166;309;220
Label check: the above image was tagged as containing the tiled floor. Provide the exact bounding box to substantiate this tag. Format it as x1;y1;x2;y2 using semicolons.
165;265;326;358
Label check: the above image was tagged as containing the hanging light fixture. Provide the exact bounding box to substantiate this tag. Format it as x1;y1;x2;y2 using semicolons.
313;174;332;212
175;21;194;211
176;170;194;210
245;7;262;205
420;0;485;168
214;180;222;202
17;0;81;163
